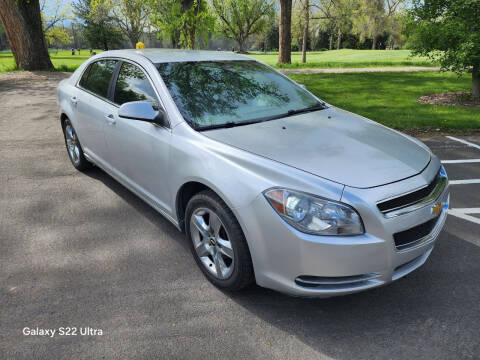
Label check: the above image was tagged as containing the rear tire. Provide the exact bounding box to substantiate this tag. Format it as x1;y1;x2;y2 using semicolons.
62;118;92;171
186;190;254;291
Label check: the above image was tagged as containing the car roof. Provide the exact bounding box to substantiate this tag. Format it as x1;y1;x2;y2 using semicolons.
98;49;253;64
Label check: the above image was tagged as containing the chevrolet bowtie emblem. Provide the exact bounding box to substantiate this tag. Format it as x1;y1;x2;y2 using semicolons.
431;202;442;215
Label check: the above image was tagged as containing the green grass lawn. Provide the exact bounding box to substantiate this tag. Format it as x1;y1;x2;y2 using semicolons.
247;49;437;69
0;49;102;72
1;49;476;132
0;49;435;72
289;71;479;132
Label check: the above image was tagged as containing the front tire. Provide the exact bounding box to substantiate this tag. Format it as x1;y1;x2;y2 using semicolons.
62;118;91;171
186;190;254;291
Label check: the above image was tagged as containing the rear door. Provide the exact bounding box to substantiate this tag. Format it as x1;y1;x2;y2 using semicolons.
104;61;172;213
75;59;118;165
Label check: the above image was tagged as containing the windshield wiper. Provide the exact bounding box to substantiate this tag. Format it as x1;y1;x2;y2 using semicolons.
196;119;262;131
196;102;327;131
286;103;327;116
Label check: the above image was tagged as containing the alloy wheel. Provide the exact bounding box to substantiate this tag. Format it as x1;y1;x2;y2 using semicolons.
65;124;80;165
189;208;235;279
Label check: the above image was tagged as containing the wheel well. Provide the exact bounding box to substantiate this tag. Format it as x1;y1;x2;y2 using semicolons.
60;113;68;129
176;182;211;232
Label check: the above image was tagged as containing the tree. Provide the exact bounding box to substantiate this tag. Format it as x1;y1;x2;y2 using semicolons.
295;0;329;61
0;22;8;50
151;0;214;49
291;0;312;60
212;0;274;53
381;0;405;49
255;10;278;51
278;0;293;63
45;26;72;51
352;0;385;49
0;0;53;70
385;11;406;49
301;0;310;62
311;0;354;50
73;0;124;50
93;0;150;48
313;0;338;50
408;0;480;97
41;0;71;32
70;22;82;49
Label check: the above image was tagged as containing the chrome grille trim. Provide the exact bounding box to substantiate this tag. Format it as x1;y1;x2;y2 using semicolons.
378;168;447;218
395;202;448;252
295;273;381;289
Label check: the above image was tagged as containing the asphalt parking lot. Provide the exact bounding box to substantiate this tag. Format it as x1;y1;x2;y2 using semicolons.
1;73;479;359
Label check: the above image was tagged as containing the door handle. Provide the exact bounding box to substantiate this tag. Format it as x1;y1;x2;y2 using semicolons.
70;96;78;106
104;114;116;125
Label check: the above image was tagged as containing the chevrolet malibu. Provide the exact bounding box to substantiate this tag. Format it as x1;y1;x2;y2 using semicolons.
57;49;449;297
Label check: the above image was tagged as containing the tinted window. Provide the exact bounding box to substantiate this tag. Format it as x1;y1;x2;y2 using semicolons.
82;60;117;98
79;65;91;88
156;61;321;129
114;63;157;105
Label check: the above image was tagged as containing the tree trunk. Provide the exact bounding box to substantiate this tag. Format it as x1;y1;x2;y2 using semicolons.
189;29;196;49
336;29;341;50
301;0;309;63
182;0;196;49
473;65;480;98
0;0;53;70
182;0;195;12
100;22;109;50
237;37;246;53
387;34;393;50
371;35;377;50
329;32;333;50
71;23;77;49
103;31;109;51
278;0;292;64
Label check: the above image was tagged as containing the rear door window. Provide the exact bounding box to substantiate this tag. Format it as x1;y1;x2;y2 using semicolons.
81;60;118;99
79;65;91;88
114;62;158;105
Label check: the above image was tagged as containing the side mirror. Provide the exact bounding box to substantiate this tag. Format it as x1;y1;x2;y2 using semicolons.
297;83;307;90
118;101;167;127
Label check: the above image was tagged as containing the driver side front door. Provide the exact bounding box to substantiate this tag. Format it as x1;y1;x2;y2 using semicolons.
104;61;173;215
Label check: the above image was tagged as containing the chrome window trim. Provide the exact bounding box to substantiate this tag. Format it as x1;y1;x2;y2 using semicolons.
75;56;172;130
75;58;119;105
113;58;171;129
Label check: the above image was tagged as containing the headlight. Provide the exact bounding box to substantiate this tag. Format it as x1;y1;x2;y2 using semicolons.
264;188;364;236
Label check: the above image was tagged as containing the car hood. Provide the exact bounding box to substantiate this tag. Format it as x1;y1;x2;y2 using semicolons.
203;107;431;188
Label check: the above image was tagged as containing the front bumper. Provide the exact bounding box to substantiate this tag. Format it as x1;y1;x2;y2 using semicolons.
238;165;449;297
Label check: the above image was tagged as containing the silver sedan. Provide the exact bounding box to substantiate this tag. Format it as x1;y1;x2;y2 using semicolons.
57;49;449;297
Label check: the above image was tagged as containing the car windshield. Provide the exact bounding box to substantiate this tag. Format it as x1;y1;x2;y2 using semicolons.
156;60;324;130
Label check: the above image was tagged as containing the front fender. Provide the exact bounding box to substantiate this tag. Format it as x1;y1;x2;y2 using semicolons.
168;123;344;220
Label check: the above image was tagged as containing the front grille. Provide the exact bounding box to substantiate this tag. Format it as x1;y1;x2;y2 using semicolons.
377;169;441;213
393;215;440;249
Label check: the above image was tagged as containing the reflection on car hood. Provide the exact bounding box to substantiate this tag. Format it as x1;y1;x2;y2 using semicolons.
203;107;431;188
